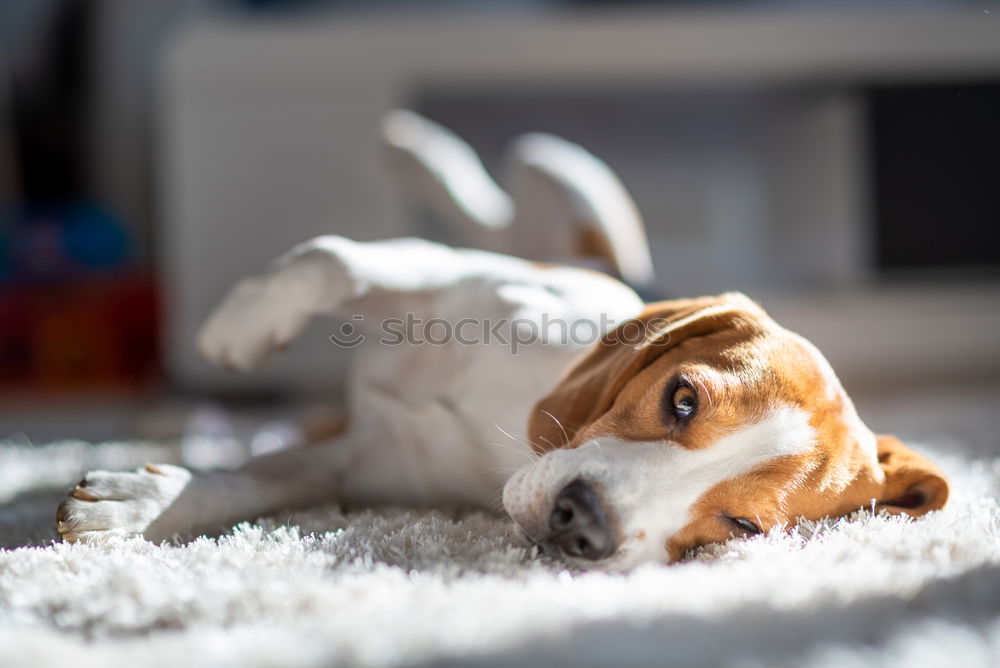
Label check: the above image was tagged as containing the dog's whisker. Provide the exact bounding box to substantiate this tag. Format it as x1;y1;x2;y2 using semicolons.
487;441;537;464
538;435;559;451
493;424;539;457
489;488;508;513
541;410;570;447
493;422;525;443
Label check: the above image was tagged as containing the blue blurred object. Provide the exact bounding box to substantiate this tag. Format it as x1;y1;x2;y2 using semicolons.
62;202;130;269
0;211;11;283
2;201;132;283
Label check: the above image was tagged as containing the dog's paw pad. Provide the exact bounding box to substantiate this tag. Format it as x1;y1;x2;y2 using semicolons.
56;464;191;543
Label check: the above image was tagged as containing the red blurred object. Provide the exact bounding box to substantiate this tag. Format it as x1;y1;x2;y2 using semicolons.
0;273;160;393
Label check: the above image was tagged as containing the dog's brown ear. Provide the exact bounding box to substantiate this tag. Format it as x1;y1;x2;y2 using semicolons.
527;293;766;453
874;435;949;516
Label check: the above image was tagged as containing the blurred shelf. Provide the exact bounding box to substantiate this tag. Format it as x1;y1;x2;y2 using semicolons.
169;7;1000;90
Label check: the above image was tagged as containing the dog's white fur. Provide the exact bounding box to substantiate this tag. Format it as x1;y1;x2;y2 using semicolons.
57;236;645;545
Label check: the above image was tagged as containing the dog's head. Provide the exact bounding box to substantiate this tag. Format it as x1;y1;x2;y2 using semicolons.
503;292;948;569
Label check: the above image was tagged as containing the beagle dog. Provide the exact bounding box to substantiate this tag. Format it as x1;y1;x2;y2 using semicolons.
56;114;947;570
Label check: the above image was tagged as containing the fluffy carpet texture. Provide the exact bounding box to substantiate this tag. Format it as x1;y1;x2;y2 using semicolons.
1;438;999;668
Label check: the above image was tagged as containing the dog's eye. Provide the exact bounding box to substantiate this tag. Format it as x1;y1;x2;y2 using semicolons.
727;517;762;535
671;383;697;419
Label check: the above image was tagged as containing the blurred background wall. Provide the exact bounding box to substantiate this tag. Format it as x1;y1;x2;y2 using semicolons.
1;0;998;446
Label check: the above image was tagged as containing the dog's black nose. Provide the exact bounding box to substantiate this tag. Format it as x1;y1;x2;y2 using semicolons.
547;480;615;560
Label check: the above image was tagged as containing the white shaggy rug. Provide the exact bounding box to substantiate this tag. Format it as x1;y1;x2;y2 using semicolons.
1;437;999;668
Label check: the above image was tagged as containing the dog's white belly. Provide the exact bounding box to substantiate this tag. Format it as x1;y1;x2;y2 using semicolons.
339;331;580;507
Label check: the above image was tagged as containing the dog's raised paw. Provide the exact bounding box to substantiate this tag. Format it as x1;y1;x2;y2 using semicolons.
197;270;318;371
56;464;192;543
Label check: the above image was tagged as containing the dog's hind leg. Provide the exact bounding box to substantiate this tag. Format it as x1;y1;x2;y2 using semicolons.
380;109;512;252
379;110;657;290
501;132;656;291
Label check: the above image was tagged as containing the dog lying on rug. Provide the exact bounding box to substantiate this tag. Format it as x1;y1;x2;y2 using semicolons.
56;112;948;570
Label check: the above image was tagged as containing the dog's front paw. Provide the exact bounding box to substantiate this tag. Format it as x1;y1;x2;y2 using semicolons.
198;260;337;371
56;464;192;543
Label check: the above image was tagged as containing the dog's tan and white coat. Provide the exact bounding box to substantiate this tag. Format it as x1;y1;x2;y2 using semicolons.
56;114;947;569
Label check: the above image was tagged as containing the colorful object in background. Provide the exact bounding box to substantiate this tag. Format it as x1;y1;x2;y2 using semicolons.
0;202;160;393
